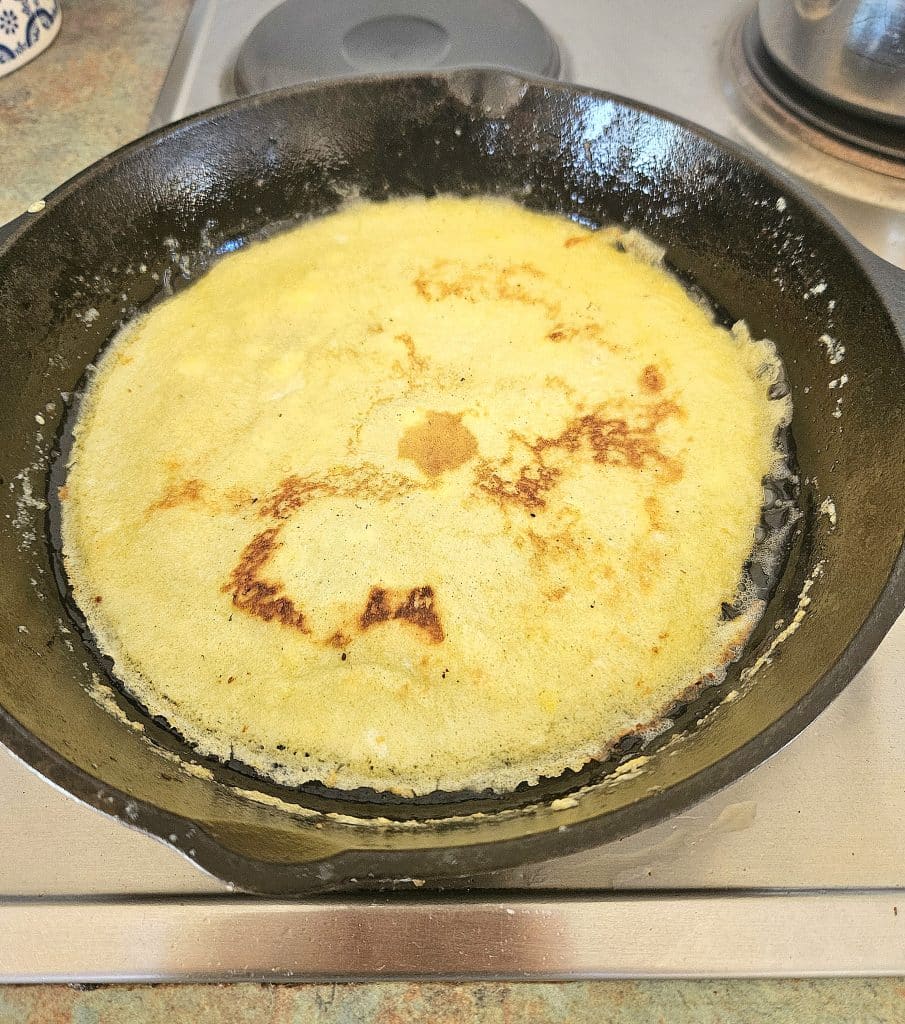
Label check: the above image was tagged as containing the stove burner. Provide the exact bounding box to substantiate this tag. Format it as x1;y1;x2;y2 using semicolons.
737;10;905;174
234;0;560;96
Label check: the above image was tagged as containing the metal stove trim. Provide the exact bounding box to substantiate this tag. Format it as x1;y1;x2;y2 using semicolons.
3;891;904;982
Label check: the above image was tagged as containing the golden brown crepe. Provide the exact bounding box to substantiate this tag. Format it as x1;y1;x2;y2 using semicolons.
61;196;790;795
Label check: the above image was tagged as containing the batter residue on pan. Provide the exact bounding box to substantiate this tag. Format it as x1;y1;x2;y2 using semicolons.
61;196;791;796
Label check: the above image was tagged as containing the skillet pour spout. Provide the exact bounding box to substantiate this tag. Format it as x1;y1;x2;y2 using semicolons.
0;70;903;894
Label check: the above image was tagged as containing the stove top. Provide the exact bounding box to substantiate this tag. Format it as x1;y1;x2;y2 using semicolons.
4;0;905;982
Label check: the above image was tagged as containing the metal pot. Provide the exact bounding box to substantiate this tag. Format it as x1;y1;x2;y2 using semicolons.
758;0;905;125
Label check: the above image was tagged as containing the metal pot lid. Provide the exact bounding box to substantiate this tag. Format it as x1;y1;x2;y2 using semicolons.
234;0;560;95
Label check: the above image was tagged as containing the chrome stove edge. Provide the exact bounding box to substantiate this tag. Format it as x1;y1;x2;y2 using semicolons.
3;891;904;982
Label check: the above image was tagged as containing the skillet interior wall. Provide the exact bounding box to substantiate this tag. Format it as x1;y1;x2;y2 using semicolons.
1;72;903;890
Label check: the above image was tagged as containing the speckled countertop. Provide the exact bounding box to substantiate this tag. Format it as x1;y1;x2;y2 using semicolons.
1;2;905;1020
2;980;905;1022
0;0;187;223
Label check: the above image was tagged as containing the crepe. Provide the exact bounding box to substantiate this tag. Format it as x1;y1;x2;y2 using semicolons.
61;195;791;796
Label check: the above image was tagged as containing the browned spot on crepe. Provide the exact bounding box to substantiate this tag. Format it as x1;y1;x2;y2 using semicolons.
395;332;427;373
475;461;562;510
360;585;444;643
413;258;559;317
641;364;665;392
222;529;445;645
222;527;309;632
477;398;684;512
645;494;665;530
545;322;621;352
225;485;254;510
533;401;684;480
398;411;478;478
544;374;579;401
261;464;419;519
346;393;399;454
147;477;207;514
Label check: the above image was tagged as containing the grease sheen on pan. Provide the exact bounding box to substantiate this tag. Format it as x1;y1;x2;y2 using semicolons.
61;196;791;796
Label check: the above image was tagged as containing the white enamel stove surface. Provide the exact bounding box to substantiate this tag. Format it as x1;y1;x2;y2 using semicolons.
3;0;905;982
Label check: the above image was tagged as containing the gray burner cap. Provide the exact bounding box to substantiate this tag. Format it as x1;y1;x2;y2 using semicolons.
234;0;560;95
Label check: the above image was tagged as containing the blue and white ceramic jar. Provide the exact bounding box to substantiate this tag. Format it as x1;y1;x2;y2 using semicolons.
0;0;61;78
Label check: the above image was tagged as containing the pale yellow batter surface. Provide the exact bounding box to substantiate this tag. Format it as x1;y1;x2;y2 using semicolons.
61;196;790;796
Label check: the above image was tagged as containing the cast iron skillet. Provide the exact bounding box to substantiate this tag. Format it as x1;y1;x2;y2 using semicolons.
1;71;903;894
